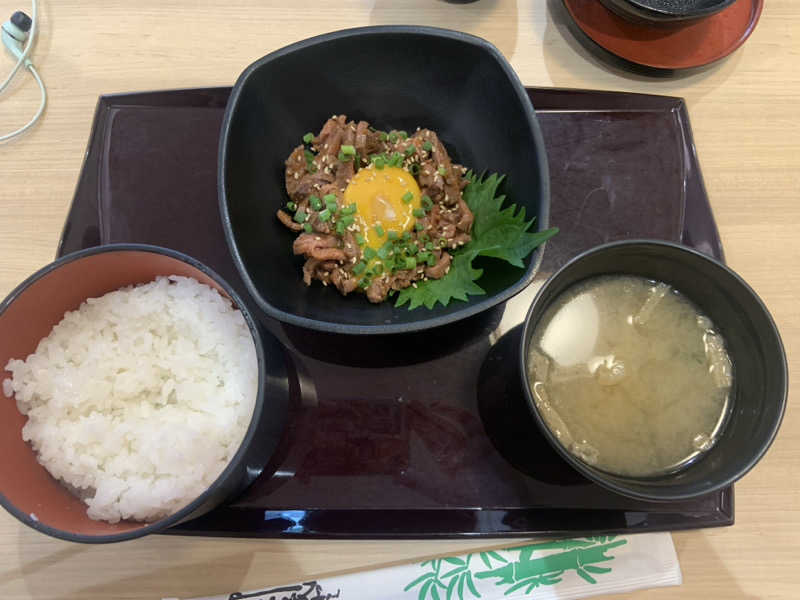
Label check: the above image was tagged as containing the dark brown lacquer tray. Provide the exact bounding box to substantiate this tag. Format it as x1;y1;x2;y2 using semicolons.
58;87;732;538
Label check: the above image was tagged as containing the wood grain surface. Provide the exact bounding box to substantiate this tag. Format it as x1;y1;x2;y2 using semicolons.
0;1;797;599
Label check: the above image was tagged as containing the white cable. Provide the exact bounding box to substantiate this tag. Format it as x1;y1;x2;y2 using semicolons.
0;0;37;95
0;0;46;142
0;63;45;142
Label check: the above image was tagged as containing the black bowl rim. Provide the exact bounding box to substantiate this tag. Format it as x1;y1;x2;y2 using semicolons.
218;25;551;335
0;243;267;543
617;0;738;19
519;239;788;502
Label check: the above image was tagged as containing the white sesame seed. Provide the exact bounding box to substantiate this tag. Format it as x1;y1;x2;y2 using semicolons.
293;173;299;180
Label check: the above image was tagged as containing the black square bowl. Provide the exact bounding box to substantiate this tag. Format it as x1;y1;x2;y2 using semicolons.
219;26;550;334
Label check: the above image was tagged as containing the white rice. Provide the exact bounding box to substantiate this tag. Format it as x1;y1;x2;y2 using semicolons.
3;276;257;523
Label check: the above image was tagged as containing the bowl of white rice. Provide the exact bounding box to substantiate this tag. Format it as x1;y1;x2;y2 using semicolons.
0;244;287;542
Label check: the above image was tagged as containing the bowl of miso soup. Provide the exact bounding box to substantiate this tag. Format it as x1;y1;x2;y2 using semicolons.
520;240;787;502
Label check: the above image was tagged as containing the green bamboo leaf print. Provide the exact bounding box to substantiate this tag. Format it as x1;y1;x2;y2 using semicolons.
583;565;612;574
576;569;597;584
504;577;538;595
446;575;457;600
404;537;628;599
442;566;467;579
465;573;480;598
431;583;441;600
405;572;435;591
541;571;564;585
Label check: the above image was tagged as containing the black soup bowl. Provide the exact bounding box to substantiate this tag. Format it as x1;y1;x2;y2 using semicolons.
219;26;550;335
599;0;739;23
520;240;787;502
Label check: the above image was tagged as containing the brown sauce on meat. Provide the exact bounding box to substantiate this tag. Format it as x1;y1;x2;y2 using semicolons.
278;115;474;304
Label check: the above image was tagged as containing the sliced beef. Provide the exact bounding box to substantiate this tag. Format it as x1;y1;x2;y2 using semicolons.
330;268;359;295
277;209;303;231
279;116;475;303
425;252;451;279
366;277;391;304
293;233;346;262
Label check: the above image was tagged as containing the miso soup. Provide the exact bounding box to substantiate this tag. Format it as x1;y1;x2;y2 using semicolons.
527;275;732;477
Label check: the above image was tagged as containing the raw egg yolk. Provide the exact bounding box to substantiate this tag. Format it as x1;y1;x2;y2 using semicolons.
344;166;421;250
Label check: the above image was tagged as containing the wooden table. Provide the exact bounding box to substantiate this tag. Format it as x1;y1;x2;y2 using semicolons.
0;1;797;598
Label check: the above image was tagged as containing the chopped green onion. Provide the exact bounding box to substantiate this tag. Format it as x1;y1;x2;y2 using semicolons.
439;238;448;247
356;233;366;245
341;215;355;227
387;230;399;241
353;261;367;275
377;242;393;260
404;146;416;157
303;223;313;233
397;131;408;140
294;210;307;224
303;132;314;144
363;247;377;260
403;257;417;270
374;224;385;237
306;164;318;174
438;166;447;176
373;263;384;275
318;208;332;222
388;132;398;143
426;254;436;267
309;195;322;211
410;164;420;175
358;278;371;289
379;131;388;142
387;152;403;167
407;243;419;255
341;203;357;215
401;191;414;204
421;195;433;210
418;251;430;263
425;241;434;251
374;156;386;169
304;149;315;163
422;141;433;151
336;220;346;234
340;144;356;156
323;193;337;203
402;231;411;241
337;151;349;162
413;208;425;218
420;234;430;243
286;201;297;212
414;222;424;231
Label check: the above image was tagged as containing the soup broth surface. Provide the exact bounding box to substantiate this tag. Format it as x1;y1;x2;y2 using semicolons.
527;275;732;477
